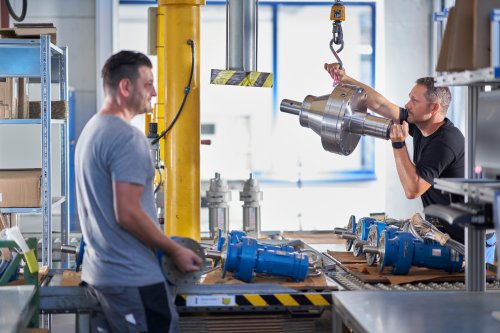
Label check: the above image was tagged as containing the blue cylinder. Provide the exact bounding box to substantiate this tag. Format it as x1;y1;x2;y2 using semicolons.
223;237;309;282
381;231;464;275
413;239;463;273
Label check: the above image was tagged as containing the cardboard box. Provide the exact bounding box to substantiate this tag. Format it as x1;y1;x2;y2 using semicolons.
473;0;500;69
447;0;473;71
18;78;29;119
0;23;57;45
436;6;455;72
0;78;18;119
436;0;500;72
0;169;41;208
29;101;67;119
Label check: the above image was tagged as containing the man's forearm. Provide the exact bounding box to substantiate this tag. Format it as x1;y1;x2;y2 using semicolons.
120;208;181;256
342;76;399;120
393;147;424;199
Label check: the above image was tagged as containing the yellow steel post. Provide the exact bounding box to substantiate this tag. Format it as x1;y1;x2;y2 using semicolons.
159;0;204;241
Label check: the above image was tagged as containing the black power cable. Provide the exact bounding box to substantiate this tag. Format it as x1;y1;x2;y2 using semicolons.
4;0;27;22
152;39;195;145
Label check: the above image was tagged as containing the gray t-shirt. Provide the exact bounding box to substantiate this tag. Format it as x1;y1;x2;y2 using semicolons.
75;114;164;286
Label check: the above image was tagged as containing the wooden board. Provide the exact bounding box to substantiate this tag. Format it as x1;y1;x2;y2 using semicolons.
202;267;336;291
328;248;496;285
327;250;367;264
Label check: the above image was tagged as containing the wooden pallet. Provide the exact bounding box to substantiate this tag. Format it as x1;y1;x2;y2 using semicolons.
328;249;496;284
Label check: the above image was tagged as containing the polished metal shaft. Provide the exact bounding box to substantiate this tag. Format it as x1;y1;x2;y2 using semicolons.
363;245;380;254
342;233;357;240
205;249;222;260
280;99;302;115
333;227;348;234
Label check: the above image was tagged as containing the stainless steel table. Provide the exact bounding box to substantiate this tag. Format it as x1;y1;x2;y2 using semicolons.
332;291;500;333
0;285;36;333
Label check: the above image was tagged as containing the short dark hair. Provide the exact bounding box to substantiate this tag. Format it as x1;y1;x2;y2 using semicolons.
416;77;451;115
101;50;152;93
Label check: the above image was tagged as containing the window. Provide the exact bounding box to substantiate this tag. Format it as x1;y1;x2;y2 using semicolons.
201;1;377;183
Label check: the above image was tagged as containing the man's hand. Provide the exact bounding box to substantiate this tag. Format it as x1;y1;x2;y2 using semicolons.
170;245;203;273
324;63;347;82
390;121;409;143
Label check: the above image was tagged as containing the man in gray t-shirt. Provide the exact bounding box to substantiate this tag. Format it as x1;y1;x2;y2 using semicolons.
76;51;202;333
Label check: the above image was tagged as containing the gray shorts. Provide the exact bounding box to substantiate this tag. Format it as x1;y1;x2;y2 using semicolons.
82;281;179;333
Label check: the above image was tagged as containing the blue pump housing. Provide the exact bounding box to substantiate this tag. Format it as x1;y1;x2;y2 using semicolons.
223;235;308;282
380;230;463;275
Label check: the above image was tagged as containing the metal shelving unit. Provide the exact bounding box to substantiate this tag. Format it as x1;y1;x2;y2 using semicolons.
432;22;500;291
0;35;70;269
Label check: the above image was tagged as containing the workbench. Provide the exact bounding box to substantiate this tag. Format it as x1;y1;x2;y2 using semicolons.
332;291;500;333
0;285;37;333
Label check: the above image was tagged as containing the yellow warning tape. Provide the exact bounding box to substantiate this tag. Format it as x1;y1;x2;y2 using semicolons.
210;69;273;88
305;293;331;306
274;294;300;306
243;294;268;306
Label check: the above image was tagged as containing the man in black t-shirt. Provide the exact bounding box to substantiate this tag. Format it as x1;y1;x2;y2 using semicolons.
324;64;467;241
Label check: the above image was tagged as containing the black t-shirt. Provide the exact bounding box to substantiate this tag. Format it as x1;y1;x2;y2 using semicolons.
406;112;465;207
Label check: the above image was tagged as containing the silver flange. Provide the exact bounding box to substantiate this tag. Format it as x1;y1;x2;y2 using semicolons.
365;225;379;266
345;215;356;251
162;237;207;286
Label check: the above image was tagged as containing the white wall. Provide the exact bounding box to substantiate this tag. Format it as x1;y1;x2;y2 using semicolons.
381;0;434;219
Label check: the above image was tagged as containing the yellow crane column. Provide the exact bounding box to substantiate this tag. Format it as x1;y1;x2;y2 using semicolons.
159;0;204;241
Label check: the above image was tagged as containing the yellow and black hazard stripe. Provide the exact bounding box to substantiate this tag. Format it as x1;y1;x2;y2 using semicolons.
210;69;273;88
176;293;331;307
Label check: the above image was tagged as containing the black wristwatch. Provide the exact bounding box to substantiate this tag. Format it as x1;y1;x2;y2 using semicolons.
392;141;406;149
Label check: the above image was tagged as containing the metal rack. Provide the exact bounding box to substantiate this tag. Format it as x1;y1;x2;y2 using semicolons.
0;36;69;269
431;9;500;292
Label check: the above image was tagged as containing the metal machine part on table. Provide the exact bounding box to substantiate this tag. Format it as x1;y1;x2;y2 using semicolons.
162;237;207;286
363;219;407;266
333;214;357;251
240;173;263;238
365;225;380;266
363;229;463;275
206;173;232;239
280;84;393;156
210;230;309;283
351;217;378;257
334;215;405;258
403;212;465;255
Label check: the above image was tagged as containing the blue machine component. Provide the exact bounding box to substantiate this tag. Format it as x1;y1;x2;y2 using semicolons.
76;237;85;272
215;229;226;251
352;217;378;256
379;230;463;275
221;230;295;252
222;235;308;282
365;222;387;265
